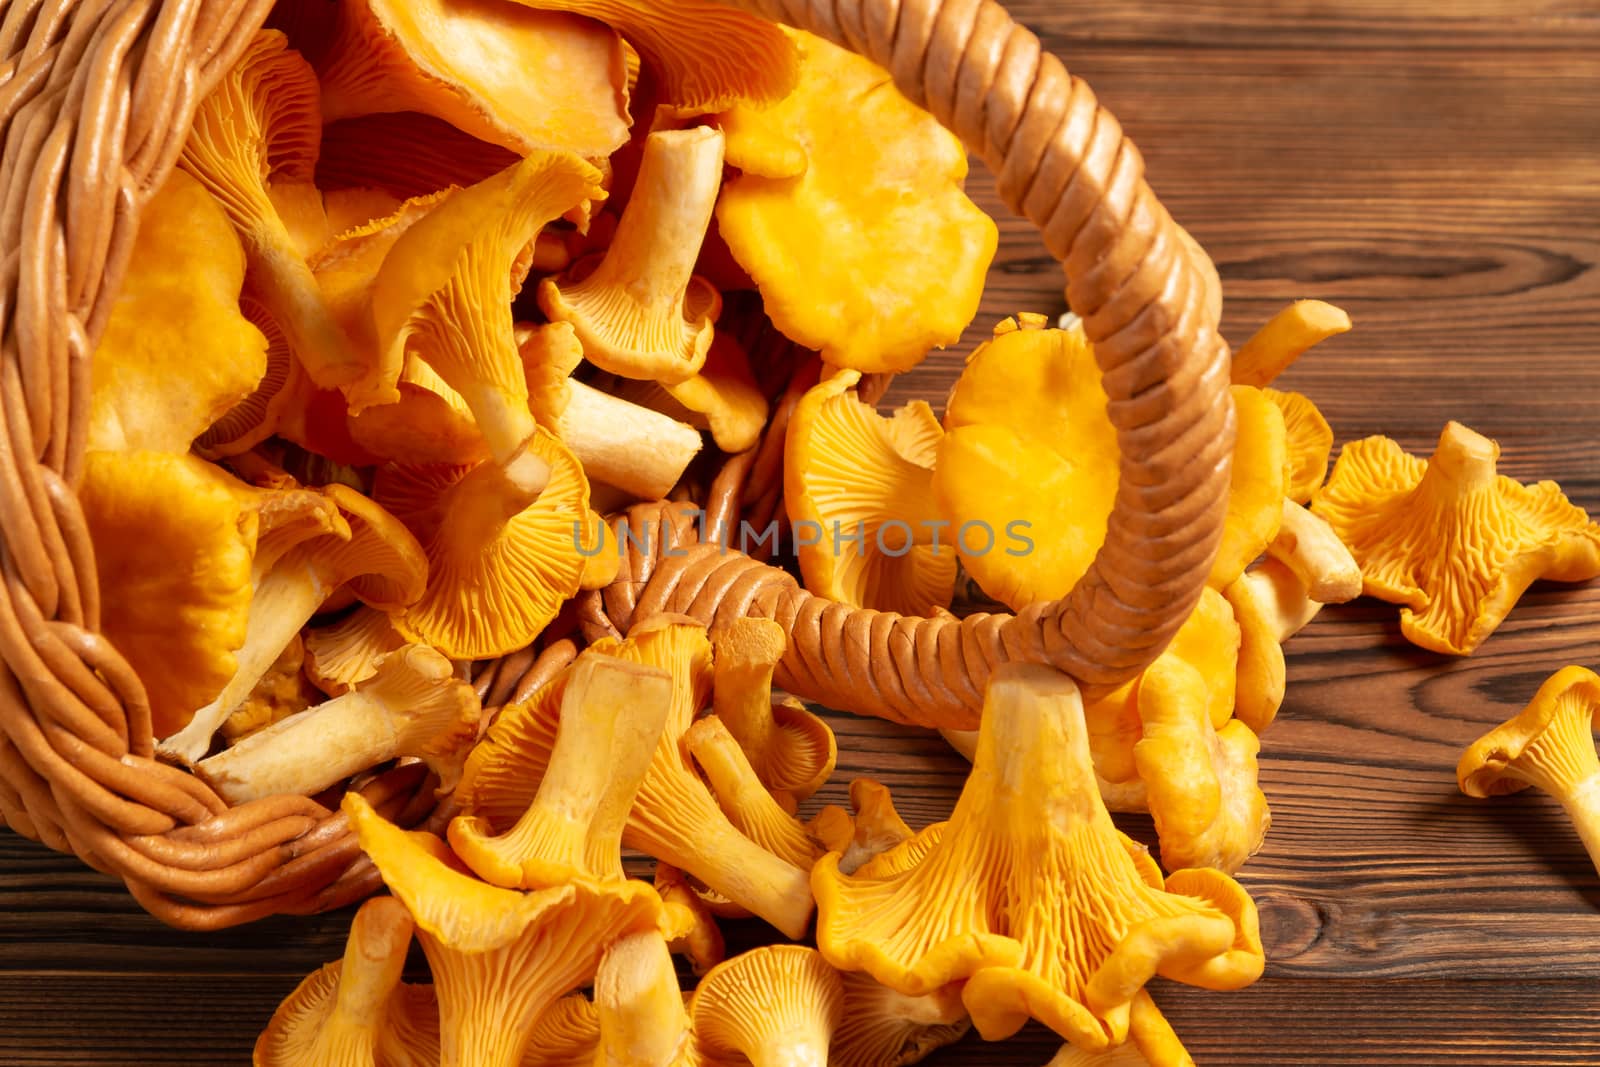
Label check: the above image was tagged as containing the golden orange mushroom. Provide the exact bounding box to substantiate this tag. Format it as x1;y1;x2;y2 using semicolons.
1459;666;1600;877
807;779;917;876
813;664;1264;1047
787;371;957;616
711;618;837;806
1313;421;1600;654
180;31;386;407
254;896;415;1066
448;653;671;889
1231;300;1352;388
316;0;630;159
540;127;724;385
716;29;996;374
344;792;662;1067
90;171;266;455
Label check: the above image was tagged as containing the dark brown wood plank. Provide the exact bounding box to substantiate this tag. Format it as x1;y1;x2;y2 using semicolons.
5;0;1600;1063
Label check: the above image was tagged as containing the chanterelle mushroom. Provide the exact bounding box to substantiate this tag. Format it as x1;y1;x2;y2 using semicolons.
1459;666;1600;877
254;896;415;1066
539;127;724;385
160;483;428;764
686;716;821;870
787;370;957;616
316;0;630;159
808;779;916;877
690;945;844;1067
932;316;1115;610
812;663;1264;1047
715;29;997;373
1266;387;1334;504
89;171;266;454
449;652;672;889
1312;421;1600;654
710;618;836;806
373;428;595;659
455;617;815;938
373;149;605;476
195;645;479;804
505;0;797;113
1045;991;1193;1067
1231;300;1353;389
180;31;386;407
344;792;662;1067
592;930;693;1067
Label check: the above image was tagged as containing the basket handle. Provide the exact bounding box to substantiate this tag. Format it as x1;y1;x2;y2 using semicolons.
616;0;1235;723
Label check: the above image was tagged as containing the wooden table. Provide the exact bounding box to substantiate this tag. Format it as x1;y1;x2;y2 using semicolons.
4;1;1600;1063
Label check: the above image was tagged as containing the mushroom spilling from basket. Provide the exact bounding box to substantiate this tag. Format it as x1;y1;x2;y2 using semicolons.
48;0;1600;1063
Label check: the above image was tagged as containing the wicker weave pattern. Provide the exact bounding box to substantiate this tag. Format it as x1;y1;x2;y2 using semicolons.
579;0;1236;727
0;0;1232;926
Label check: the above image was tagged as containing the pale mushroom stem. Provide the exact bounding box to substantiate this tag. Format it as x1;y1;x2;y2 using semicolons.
712;620;785;765
455;449;552;530
1427;421;1500;492
558;380;703;500
332;898;413;1031
159;563;330;765
588;128;722;328
1267;500;1361;603
594;932;690;1063
194;646;471;805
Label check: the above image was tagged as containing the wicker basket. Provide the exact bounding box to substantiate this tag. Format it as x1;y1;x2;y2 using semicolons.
0;0;1234;929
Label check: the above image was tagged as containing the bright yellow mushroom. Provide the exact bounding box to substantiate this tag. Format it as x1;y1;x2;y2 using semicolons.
685;715;821;870
1134;658;1271;874
316;0;630;159
506;0;797;113
81;452;344;740
455;617;815;938
196;645;480;804
1266;387;1334;504
1313;421;1600;654
1222;558;1324;735
448;653;671;889
344;792;662;1067
1231;300;1352;388
711;618;837;806
373;149;605;476
716;29;997;374
1210;385;1289;590
180;31;386;407
592;930;693;1067
1459;666;1600;877
89;171;266;454
689;945;843;1067
373;428;595;659
787;370;957;616
254;896;415;1066
813;664;1264;1047
539;127;724;385
807;779;917;876
160;483;428;764
1267;500;1362;605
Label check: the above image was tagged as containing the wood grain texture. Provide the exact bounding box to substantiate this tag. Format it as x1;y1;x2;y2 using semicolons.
4;0;1600;1062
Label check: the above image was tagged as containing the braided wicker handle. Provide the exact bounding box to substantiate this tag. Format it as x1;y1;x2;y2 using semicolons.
595;0;1237;726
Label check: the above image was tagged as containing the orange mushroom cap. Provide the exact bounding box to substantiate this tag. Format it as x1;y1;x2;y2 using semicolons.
505;0;797;113
344;792;662;1067
1266;387;1334;505
316;0;630;159
716;29;996;374
1313;421;1600;654
90;171;266;455
813;664;1264;1047
375;427;595;659
807;779;918;877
